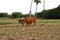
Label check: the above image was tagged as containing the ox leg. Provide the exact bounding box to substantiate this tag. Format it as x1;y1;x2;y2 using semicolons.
34;22;36;26
26;23;28;27
21;22;25;27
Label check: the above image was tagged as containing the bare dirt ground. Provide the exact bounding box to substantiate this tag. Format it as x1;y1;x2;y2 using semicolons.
0;23;60;40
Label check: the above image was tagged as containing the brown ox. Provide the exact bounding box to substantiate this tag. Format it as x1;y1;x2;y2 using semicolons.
18;16;37;26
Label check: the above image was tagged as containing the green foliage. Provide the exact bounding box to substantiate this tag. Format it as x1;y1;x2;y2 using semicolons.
23;14;34;17
7;15;12;18
12;12;22;18
44;7;60;19
0;22;16;25
0;13;8;17
57;5;60;9
34;0;41;4
36;5;60;19
35;12;42;18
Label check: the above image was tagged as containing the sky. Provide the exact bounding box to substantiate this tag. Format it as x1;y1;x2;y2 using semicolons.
0;0;60;14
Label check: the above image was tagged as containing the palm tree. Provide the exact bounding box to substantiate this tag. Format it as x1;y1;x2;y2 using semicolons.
34;0;41;17
43;0;45;10
29;0;33;17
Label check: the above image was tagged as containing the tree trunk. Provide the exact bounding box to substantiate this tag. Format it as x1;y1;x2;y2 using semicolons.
43;0;45;10
35;4;38;18
29;0;33;17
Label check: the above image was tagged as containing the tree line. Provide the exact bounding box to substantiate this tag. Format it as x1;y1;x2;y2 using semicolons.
36;5;60;19
0;5;60;19
0;12;34;18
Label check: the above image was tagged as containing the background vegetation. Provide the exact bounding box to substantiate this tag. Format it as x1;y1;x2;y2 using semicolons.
0;5;60;19
36;5;60;19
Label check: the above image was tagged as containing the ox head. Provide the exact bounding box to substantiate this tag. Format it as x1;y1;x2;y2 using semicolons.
18;18;24;24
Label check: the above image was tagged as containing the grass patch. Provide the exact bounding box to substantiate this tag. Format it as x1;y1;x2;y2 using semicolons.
0;18;60;25
0;22;16;25
37;19;60;23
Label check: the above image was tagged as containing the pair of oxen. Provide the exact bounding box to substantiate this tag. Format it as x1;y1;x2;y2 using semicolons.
18;16;37;26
